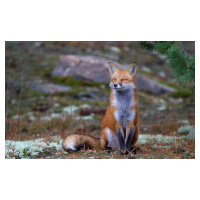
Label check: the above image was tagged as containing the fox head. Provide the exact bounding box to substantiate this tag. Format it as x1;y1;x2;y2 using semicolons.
108;62;137;92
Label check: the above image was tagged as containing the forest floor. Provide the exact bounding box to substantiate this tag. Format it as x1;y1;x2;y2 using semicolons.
5;42;195;159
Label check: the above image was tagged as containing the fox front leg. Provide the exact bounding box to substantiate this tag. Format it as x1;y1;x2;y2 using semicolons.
117;127;126;154
125;127;136;153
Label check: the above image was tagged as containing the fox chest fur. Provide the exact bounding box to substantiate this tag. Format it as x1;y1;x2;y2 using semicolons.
112;89;135;129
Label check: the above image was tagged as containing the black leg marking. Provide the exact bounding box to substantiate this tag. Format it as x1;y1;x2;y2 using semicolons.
118;128;125;153
105;147;112;153
125;128;134;152
130;146;140;154
123;128;126;140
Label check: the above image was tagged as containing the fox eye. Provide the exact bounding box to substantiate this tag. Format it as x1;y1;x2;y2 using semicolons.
113;78;116;81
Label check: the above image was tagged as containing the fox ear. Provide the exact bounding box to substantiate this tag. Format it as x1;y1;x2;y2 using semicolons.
108;62;119;75
126;62;137;76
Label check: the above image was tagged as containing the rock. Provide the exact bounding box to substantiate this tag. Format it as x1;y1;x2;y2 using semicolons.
158;71;166;78
52;55;110;82
80;104;91;109
157;105;166;111
52;55;176;95
31;82;71;94
34;42;42;47
86;87;100;93
168;97;183;104
62;105;80;115
100;84;106;89
74;92;97;101
186;128;195;141
141;66;152;73
28;115;36;121
53;103;60;107
136;75;176;95
109;46;121;53
178;125;194;135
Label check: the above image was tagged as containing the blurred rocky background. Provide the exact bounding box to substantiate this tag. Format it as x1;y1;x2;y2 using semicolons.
5;41;195;159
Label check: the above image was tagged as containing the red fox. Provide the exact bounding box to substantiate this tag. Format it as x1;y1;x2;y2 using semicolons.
62;62;139;154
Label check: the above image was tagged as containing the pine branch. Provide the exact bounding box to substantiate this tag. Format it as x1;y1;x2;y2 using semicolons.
172;50;193;70
138;41;195;92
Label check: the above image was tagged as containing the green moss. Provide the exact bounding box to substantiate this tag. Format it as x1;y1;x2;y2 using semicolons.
169;89;194;98
51;76;68;85
88;82;101;87
51;76;101;88
157;80;177;89
23;89;44;98
89;100;109;107
157;80;194;98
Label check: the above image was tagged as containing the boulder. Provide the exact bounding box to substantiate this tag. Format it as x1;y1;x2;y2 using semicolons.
52;55;176;95
52;55;111;82
30;82;71;94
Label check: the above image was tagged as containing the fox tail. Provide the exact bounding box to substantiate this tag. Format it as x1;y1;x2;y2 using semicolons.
62;134;102;151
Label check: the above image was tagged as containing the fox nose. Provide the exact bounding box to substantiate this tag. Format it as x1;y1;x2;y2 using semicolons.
114;84;117;87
